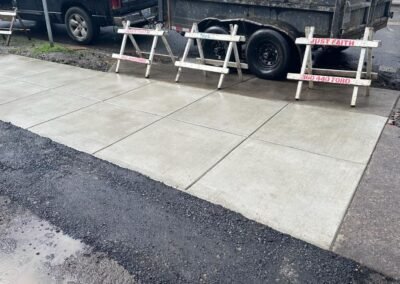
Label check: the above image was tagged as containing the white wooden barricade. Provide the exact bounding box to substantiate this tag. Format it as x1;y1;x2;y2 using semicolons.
113;21;175;78
287;26;381;107
175;23;246;89
0;8;30;46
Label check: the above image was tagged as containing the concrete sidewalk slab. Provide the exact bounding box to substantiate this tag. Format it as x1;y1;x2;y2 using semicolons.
300;87;399;118
0;80;48;105
253;104;387;164
107;82;213;116
1;55;399;269
19;65;99;88
0;56;64;79
30;103;160;154
0;92;96;129
188;139;365;249
333;124;400;279
170;91;288;136
226;78;398;117
51;73;151;101
109;60;253;90
96;118;243;189
0;75;12;83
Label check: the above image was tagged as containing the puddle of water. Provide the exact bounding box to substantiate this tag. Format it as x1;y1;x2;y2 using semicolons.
0;196;136;284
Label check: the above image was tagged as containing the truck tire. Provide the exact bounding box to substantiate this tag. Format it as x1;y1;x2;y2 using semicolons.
202;26;230;60
65;7;98;44
246;29;291;80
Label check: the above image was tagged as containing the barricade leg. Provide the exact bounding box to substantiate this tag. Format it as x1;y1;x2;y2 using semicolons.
365;29;374;97
231;24;243;81
351;28;370;107
145;25;160;78
161;35;176;64
115;20;130;73
306;27;314;89
5;13;16;46
175;24;195;82
295;26;315;100
217;24;238;89
193;24;207;77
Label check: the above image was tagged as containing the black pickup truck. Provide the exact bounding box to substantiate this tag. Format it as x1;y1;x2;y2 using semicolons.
13;0;158;44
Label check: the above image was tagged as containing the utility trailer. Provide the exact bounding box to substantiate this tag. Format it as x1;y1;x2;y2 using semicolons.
158;0;393;79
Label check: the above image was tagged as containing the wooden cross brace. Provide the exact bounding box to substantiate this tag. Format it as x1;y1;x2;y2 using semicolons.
175;23;245;89
287;26;380;107
113;20;176;78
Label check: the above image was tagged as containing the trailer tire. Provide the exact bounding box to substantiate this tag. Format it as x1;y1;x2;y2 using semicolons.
65;7;98;44
246;29;291;80
326;46;349;53
202;26;230;60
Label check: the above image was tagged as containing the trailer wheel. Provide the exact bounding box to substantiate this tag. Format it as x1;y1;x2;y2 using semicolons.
326;46;349;53
202;26;230;60
65;7;98;44
246;29;291;79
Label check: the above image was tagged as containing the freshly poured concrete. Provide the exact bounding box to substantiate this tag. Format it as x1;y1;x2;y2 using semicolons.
20;65;98;88
253;104;387;164
171;91;288;136
0;92;96;129
0;54;398;258
31;103;160;153
107;82;213;116
188;139;366;249
51;73;151;101
96;118;243;189
225;78;399;117
0;81;48;105
0;57;64;79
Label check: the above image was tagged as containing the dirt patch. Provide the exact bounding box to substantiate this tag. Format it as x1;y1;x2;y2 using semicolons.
1;36;114;72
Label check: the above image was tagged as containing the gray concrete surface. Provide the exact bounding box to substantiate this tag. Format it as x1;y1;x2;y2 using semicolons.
96;118;244;189
189;138;366;249
253;104;387;164
0;54;398;253
0;121;394;283
333;103;400;279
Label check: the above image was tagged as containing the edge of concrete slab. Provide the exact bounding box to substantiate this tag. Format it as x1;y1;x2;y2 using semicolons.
331;98;400;280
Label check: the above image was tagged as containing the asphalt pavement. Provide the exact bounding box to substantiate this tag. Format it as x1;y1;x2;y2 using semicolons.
0;120;396;283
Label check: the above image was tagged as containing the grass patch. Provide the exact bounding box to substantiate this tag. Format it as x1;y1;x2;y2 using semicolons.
33;43;72;54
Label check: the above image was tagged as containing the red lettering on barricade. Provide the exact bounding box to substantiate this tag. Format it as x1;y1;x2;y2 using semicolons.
310;38;356;47
300;74;351;85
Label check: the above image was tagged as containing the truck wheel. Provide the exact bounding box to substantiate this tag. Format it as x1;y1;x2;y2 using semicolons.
246;29;291;80
65;7;98;44
202;26;230;60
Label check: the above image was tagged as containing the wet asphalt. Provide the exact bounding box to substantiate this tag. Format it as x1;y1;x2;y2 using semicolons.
0;121;397;283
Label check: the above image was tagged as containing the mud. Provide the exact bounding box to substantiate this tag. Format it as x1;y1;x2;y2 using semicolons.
0;196;136;284
0;35;114;72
